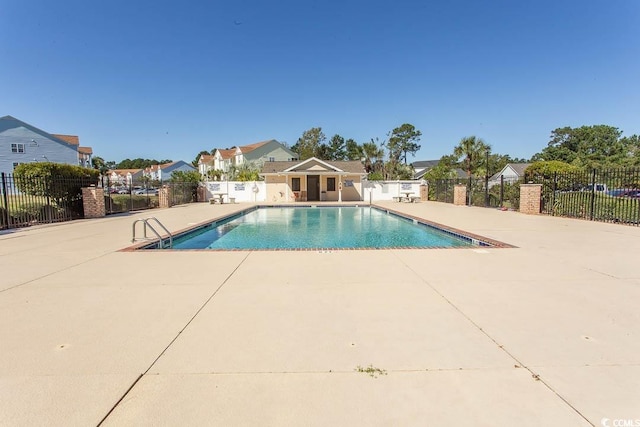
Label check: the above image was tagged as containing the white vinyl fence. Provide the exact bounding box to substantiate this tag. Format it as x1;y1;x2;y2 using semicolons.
363;180;425;202
205;181;266;202
204;180;425;203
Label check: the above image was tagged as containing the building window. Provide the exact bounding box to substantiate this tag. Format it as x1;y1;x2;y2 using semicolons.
292;177;300;191
13;162;21;170
327;177;336;191
11;143;25;153
268;157;275;162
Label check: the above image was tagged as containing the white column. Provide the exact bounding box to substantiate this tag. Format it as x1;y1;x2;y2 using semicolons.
285;176;290;202
338;176;342;202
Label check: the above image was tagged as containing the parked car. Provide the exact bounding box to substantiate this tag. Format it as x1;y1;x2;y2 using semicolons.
606;188;627;197
620;189;640;199
581;183;608;193
117;188;130;194
134;188;159;195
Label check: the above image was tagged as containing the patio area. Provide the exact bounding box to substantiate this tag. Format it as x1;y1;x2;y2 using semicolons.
1;201;639;426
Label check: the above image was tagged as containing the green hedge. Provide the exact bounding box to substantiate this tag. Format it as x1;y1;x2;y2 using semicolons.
13;162;99;204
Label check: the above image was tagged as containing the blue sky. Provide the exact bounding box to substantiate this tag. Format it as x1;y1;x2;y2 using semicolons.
1;0;639;164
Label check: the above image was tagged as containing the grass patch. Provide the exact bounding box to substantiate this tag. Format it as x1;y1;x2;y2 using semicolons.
355;364;387;378
550;192;640;224
105;194;159;212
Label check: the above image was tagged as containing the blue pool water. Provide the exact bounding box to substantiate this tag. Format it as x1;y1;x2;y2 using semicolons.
170;207;476;250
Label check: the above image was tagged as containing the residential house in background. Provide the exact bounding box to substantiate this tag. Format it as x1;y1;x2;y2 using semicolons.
197;154;215;177
201;139;298;178
411;160;439;180
488;163;531;188
0;115;93;176
144;160;196;182
106;168;144;187
52;134;93;168
260;157;367;203
411;159;468;180
452;168;471;179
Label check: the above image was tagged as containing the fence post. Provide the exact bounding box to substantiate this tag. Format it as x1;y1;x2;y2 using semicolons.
519;184;542;214
81;186;106;218
499;175;504;207
589;168;596;221
453;184;467;206
1;173;10;228
485;173;489;207
551;172;557;216
197;185;207;202
159;186;172;208
420;183;428;201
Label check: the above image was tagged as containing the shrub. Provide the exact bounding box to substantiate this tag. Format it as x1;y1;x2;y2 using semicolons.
524;161;581;181
488;181;521;209
14;163;100;205
104;195;129;213
367;172;384;181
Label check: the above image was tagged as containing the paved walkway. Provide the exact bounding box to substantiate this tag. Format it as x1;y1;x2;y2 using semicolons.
1;201;639;426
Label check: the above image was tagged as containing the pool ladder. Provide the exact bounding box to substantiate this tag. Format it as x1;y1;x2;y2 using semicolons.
132;217;173;249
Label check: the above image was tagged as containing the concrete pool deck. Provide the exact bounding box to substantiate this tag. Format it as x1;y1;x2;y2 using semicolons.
1;201;639;426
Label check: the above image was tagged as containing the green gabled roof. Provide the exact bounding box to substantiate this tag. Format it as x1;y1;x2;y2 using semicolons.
243;139;297;161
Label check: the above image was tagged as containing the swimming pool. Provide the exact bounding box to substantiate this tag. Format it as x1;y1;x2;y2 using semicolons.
163;206;494;250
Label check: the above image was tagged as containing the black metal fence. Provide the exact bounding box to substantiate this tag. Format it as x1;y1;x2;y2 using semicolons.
101;177;198;215
430;178;467;204
1;173;202;230
529;168;640;226
102;177;159;214
167;181;199;206
430;168;640;226
430;176;522;210
1;172;88;230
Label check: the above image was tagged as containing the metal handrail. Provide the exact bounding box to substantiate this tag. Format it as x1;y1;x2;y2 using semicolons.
132;217;173;248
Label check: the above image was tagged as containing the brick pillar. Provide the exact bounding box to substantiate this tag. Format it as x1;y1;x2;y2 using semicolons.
453;184;467;206
197;186;206;202
519;184;542;214
420;184;429;201
159;186;173;208
81;187;106;218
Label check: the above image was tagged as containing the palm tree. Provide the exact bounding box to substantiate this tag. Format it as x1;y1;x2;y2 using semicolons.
453;136;489;178
228;161;261;181
361;139;385;174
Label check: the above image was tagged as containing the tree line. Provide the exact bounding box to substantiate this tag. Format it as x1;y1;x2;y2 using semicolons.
90;123;640;182
290;124;527;181
290;123;423;180
90;157;173;174
425;125;640;182
531;125;640;168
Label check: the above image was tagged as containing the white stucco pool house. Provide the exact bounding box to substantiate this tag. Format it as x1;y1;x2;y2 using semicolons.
260;157;367;203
